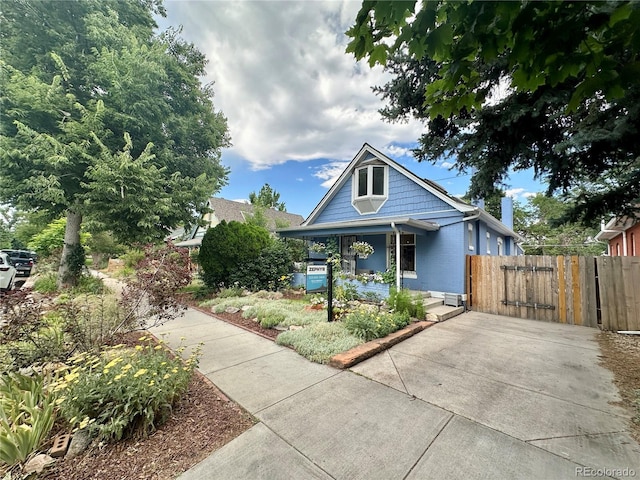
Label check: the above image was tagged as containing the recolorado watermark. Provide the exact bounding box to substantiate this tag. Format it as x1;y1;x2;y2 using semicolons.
576;467;636;477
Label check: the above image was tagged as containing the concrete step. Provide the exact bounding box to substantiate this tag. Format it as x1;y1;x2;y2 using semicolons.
423;297;444;309
426;305;464;322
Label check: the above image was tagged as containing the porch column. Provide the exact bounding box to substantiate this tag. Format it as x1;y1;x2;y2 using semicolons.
391;222;402;290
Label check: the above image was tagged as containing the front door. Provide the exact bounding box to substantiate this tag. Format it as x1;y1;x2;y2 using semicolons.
341;235;357;275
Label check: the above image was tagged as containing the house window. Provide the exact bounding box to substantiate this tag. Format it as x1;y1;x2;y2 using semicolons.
352;165;388;214
486;232;491;254
497;237;504;255
468;224;474;251
616;242;620;256
388;233;416;275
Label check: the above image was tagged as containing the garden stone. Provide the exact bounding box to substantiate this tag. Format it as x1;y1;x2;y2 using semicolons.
23;454;55;474
289;325;304;331
241;305;253;312
225;306;240;314
274;326;288;332
66;429;93;459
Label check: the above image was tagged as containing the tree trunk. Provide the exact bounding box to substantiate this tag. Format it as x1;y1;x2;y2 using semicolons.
57;209;83;289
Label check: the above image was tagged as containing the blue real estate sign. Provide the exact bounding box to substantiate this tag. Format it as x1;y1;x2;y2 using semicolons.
306;264;328;293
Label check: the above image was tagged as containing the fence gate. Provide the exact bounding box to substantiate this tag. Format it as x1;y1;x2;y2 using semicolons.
467;255;600;327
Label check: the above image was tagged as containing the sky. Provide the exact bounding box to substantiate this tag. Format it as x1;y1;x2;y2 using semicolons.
158;0;543;219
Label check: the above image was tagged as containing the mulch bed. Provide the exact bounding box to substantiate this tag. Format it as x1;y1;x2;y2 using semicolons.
41;332;256;480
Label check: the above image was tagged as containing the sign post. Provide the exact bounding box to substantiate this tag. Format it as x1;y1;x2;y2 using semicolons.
327;258;333;322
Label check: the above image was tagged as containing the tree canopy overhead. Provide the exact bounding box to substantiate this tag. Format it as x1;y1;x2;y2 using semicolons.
0;0;230;285
346;1;640;222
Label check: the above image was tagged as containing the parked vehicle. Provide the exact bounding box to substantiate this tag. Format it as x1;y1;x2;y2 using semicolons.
0;249;34;277
0;252;17;292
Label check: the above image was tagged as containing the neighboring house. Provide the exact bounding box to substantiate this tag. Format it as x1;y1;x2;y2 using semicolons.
175;197;304;248
277;144;523;298
595;214;640;256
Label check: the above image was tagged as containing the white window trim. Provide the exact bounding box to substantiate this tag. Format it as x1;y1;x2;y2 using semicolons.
352;164;389;215
468;223;474;251
486;232;491;254
497;237;504;256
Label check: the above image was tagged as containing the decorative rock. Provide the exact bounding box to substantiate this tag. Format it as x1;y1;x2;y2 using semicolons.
23;454;55;474
66;429;93;459
289;325;304;331
224;306;240;314
241;305;253;311
274;326;288;332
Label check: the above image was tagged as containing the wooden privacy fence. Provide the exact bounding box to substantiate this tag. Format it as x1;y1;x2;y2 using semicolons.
466;255;640;331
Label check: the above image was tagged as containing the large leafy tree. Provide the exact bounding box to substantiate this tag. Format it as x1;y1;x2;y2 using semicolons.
0;0;230;286
514;194;604;256
249;183;287;211
346;1;640;222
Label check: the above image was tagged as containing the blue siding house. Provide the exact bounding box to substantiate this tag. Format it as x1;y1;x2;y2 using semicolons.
278;144;522;299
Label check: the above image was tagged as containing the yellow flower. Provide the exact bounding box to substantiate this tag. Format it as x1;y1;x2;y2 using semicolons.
104;357;123;369
154;345;162;350
138;336;148;341
133;368;148;378
163;373;171;380
135;345;143;351
148;380;155;386
114;373;125;381
78;416;92;430
121;363;133;372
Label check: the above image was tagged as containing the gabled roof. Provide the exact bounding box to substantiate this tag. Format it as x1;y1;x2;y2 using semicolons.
304;143;476;226
298;143;521;240
207;197;304;231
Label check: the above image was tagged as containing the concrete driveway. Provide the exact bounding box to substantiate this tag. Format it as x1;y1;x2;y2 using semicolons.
351;311;639;478
158;308;639;480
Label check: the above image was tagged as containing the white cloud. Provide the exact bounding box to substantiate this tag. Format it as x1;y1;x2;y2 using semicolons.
312;160;350;188
382;144;413;159
505;188;539;200
505;188;525;198
161;1;423;172
439;161;455;169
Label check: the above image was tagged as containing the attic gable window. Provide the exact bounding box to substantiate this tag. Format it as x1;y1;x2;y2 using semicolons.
352;164;388;214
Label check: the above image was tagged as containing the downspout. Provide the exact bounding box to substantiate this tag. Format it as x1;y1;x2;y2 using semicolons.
391;222;401;290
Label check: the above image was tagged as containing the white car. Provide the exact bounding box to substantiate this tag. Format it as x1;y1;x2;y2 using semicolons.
0;251;17;292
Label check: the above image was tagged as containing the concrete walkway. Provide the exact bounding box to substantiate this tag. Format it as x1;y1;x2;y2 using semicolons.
150;309;640;480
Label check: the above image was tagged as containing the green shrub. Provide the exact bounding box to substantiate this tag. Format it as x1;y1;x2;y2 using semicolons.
199;221;271;288
342;307;410;341
32;273;58;294
0;373;57;469
259;312;285;328
73;274;107;295
120;249;145;268
57;338;200;442
388;288;425;318
218;286;245;298
229;238;293;291
276;322;362;364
